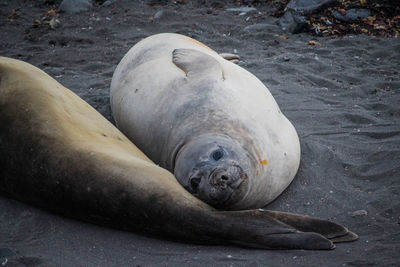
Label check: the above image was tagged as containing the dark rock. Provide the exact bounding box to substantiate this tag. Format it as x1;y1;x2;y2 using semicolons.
243;23;279;32
210;1;224;9
102;0;118;6
0;247;17;264
43;0;58;4
59;0;92;14
0;248;16;258
146;0;168;5
280;0;339;34
280;10;308;34
286;0;338;15
333;8;371;22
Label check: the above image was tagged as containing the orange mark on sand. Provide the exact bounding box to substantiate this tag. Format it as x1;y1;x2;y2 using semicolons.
260;159;268;165
183;36;215;52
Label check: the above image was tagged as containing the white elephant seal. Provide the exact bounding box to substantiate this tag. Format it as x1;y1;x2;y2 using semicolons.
110;33;301;210
0;56;358;250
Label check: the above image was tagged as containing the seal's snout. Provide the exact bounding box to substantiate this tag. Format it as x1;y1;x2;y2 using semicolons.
207;164;247;203
209;165;245;190
173;135;252;208
186;162;247;205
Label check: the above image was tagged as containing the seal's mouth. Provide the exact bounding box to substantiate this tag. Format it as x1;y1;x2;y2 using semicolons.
205;164;247;203
209;165;245;188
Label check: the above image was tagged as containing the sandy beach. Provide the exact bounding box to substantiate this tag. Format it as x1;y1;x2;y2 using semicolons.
0;0;399;266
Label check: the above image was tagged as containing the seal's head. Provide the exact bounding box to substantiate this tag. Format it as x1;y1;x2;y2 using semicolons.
173;135;251;209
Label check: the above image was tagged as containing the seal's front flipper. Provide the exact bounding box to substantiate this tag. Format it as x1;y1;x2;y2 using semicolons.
261;210;358;243
219;53;240;64
172;48;224;80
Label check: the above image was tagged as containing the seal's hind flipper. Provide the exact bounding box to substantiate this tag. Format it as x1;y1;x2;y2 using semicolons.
329;231;359;243
217;210;335;250
260;210;358;243
172;48;224;80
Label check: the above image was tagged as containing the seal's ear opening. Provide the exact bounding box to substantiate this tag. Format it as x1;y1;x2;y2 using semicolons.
172;48;225;80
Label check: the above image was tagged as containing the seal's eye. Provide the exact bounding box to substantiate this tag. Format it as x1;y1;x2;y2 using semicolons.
212;150;224;161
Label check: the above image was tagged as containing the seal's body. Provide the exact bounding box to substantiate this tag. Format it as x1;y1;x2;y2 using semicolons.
110;33;300;210
0;56;357;250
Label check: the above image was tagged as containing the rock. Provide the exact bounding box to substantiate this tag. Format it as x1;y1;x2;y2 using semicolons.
146;0;168;5
226;7;258;15
333;8;371;22
153;10;164;20
49;17;61;29
43;67;65;76
59;0;92;14
351;209;368;217
279;10;308;34
279;0;338;33
243;23;279;32
0;247;16;264
210;1;224;9
152;10;175;21
0;248;16;258
102;0;118;6
286;0;338;15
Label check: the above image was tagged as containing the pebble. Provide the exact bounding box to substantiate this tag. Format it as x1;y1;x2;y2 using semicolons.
102;0;118;6
243;23;279;32
43;66;64;75
146;0;168;4
59;0;92;14
49;17;60;29
152;10;175;21
0;248;16;265
0;248;16;258
351;209;368;217
225;6;258;13
154;10;164;20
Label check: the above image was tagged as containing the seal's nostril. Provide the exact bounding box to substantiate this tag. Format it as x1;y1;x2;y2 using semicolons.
221;175;229;181
190;177;201;189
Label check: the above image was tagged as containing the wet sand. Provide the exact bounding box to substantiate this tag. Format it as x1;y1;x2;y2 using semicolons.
0;0;399;266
